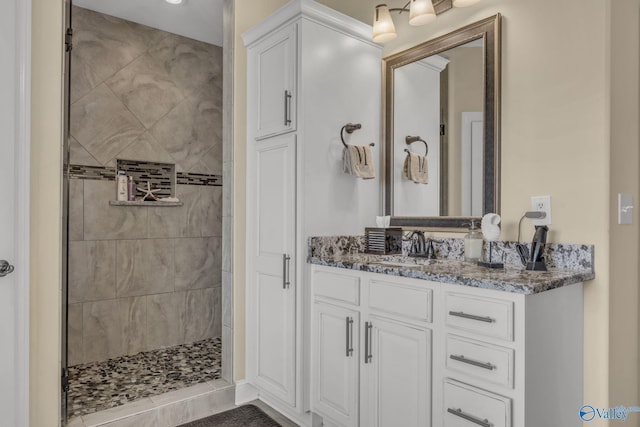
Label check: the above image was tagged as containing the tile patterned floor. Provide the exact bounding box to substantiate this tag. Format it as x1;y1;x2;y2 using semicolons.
67;337;222;418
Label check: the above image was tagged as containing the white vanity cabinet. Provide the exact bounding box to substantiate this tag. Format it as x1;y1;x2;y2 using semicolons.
312;267;434;427
243;1;382;423
249;134;297;406
249;24;297;140
310;264;584;427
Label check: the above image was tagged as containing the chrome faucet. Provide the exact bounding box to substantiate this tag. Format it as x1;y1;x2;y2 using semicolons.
424;238;437;259
408;231;440;259
409;231;426;255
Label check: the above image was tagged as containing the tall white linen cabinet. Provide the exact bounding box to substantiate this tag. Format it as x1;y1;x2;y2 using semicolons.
242;1;382;424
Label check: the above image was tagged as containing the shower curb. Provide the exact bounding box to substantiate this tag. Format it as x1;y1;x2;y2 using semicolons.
68;380;235;427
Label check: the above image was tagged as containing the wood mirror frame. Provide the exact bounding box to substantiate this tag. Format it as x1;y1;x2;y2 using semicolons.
383;14;501;230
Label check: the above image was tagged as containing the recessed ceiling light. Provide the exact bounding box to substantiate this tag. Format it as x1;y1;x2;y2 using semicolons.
165;0;183;4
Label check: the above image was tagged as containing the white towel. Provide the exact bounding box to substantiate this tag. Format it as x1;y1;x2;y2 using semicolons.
343;145;375;179
403;151;428;184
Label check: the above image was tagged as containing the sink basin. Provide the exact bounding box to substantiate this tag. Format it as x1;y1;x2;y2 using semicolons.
377;261;421;268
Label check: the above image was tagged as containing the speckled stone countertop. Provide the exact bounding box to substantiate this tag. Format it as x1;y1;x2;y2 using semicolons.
308;236;595;295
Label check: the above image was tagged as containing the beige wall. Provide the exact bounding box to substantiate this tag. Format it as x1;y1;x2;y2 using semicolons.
446;46;483;215
609;0;640;411
31;0;64;424
233;1;639;422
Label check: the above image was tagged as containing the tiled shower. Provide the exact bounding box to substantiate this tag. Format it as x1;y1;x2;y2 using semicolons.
66;6;223;418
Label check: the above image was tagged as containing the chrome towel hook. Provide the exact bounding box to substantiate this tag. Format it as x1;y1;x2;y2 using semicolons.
341;123;375;148
405;135;428;156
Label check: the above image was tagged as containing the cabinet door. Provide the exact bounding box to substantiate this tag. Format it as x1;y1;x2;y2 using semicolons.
312;302;359;427
362;317;432;427
249;23;297;140
251;133;297;405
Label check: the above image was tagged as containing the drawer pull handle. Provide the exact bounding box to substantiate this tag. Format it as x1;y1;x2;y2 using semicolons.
447;408;492;427
346;317;354;357
450;354;496;371
449;310;495;323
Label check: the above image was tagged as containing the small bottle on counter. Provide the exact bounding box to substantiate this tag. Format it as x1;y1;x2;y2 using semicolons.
127;176;136;201
464;219;483;262
116;171;128;201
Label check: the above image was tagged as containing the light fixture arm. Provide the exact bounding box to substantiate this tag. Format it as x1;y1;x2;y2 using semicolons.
388;1;411;13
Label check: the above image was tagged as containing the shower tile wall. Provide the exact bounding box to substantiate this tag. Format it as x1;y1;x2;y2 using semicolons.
68;6;223;366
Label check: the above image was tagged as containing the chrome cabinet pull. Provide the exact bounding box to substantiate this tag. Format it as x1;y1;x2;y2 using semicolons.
449;310;495;323
364;321;373;364
447;408;492;427
0;260;15;278
284;90;292;126
450;354;496;371
346;317;354;357
282;254;291;289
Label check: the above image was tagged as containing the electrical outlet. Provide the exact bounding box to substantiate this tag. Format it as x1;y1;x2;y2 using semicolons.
530;195;552;226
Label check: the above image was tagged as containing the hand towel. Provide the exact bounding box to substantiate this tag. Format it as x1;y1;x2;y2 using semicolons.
343;145;375;179
403;151;428;184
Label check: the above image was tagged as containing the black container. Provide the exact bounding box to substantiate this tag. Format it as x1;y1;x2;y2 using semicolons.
365;227;403;255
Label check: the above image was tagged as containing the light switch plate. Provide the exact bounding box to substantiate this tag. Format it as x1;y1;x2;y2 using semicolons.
618;193;633;225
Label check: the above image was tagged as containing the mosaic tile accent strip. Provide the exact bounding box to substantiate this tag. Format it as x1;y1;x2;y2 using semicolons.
67;337;222;418
69;164;222;187
69;165;116;181
177;172;223;186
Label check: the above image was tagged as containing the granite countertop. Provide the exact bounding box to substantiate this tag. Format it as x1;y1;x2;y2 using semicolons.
308;253;594;295
307;236;595;295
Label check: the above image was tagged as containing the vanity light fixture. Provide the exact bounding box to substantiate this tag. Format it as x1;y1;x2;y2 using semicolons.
165;0;183;4
373;0;481;43
453;0;481;6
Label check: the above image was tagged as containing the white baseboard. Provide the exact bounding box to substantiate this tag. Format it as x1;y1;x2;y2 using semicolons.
235;380;260;405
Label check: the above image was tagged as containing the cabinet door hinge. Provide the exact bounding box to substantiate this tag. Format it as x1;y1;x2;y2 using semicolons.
440;124;446;136
65;28;73;52
61;368;69;392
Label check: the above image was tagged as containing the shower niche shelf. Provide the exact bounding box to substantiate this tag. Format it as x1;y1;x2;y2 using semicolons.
109;200;183;207
113;159;179;206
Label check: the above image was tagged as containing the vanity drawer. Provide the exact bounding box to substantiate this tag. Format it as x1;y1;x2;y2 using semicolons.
313;270;360;306
368;279;432;324
443;379;511;427
445;292;514;341
446;334;514;388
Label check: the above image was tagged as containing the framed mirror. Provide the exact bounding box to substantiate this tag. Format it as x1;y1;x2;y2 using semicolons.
383;14;501;230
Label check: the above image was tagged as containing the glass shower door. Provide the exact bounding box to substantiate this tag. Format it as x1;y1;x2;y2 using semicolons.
61;0;73;423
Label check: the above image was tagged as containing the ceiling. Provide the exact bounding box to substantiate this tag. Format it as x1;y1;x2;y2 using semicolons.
73;0;224;46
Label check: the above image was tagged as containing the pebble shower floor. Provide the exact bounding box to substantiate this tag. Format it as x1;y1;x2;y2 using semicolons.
67;337;222;418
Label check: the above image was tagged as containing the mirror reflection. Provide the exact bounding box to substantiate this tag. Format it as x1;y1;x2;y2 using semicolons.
393;39;484;217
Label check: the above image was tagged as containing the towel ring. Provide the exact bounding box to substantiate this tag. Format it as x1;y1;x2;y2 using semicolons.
341;123;375;148
404;135;428;156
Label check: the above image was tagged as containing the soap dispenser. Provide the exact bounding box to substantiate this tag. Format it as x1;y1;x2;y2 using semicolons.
464;219;483;262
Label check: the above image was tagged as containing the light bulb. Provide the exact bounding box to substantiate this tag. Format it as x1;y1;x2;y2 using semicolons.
409;0;436;26
372;4;397;43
